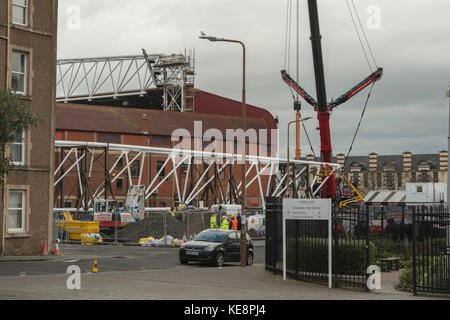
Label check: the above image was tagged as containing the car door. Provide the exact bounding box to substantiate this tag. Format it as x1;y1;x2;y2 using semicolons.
227;231;241;262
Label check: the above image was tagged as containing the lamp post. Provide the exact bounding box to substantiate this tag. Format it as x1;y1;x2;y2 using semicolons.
446;86;450;271
287;116;312;198
199;33;247;266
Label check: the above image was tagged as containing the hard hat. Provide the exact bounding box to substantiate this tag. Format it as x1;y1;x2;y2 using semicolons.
231;215;235;219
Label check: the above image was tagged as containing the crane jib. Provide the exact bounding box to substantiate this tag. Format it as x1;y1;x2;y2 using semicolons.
281;67;383;110
281;70;318;107
330;67;383;108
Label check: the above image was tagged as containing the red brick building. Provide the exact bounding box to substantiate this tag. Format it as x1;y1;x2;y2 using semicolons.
55;90;278;210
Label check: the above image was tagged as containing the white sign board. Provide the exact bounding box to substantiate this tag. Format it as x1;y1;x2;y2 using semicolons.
283;199;331;220
282;198;332;289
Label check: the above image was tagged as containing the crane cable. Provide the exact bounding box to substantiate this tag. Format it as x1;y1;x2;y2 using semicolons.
342;0;379;170
283;0;318;161
284;0;293;72
345;0;376;72
342;82;375;171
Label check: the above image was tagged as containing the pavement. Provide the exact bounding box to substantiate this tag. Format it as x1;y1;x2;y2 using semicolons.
0;264;441;300
0;240;446;300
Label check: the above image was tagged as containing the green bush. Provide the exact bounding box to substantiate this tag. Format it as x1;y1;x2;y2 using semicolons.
371;238;411;268
285;238;375;275
398;267;413;291
398;256;448;292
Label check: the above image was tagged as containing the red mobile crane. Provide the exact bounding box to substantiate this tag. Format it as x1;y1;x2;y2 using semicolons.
282;0;383;200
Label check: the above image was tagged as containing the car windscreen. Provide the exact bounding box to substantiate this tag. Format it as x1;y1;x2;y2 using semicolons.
194;231;228;243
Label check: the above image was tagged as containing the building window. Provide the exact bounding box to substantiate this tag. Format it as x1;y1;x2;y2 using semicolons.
181;163;188;177
116;157;123;170
157;161;165;177
397;173;402;188
116;178;123;191
7;190;26;233
411;172;416;183
377;173;382;188
12;0;28;26
9;130;25;165
203;163;210;180
352;172;359;187
420;171;429;183
433;171;439;183
386;172;393;190
131;160;140;177
64;201;72;208
97;133;120;144
363;173;369;188
11;51;28;95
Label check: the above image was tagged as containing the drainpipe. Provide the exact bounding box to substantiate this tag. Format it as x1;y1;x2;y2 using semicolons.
1;0;12;256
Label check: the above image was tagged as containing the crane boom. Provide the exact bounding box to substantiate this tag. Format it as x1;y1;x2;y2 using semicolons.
281;70;317;107
330;67;383;109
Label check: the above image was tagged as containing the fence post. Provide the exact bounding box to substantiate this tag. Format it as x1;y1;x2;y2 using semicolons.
333;206;339;287
187;212;190;238
365;204;370;292
295;220;299;279
273;198;278;274
412;206;417;295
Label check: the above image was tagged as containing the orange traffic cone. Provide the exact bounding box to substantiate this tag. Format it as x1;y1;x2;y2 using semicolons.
53;239;60;256
194;232;197;238
182;232;187;242
93;260;98;273
41;240;49;256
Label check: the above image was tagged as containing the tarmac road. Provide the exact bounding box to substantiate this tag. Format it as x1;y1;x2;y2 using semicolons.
0;241;266;277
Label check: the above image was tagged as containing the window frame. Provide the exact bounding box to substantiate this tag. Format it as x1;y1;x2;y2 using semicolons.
157;160;165;178
130;160;140;178
10;130;25;166
116;178;124;191
7;189;26;234
11;50;28;95
12;0;29;26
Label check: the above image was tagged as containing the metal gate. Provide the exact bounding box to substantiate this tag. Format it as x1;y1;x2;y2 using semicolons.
265;197;370;289
412;206;450;294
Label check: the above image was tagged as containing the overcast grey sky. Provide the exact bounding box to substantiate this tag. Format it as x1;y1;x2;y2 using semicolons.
57;0;450;158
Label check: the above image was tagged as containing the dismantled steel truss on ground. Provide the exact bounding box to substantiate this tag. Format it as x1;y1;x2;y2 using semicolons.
56;50;195;112
54;141;340;212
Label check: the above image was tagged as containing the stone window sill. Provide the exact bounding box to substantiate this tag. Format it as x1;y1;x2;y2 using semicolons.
5;232;31;239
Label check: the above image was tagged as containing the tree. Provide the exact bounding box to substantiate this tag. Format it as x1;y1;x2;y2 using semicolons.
0;89;42;254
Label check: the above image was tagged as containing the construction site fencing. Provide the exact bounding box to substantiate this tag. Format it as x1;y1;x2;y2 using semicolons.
55;210;216;245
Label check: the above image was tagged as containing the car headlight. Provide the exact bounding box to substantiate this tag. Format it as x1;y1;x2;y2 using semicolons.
204;245;214;252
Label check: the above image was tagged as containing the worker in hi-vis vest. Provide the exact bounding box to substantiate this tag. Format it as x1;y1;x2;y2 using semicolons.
229;216;238;230
220;216;229;229
210;213;218;229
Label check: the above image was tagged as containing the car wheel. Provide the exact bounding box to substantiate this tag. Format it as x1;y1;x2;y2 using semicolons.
215;252;224;267
246;252;254;266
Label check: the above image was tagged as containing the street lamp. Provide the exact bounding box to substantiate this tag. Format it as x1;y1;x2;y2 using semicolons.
287;116;312;198
446;86;450;271
199;32;248;266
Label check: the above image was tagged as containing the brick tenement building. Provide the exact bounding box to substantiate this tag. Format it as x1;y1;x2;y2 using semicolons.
0;0;58;255
54;90;277;210
333;151;448;194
